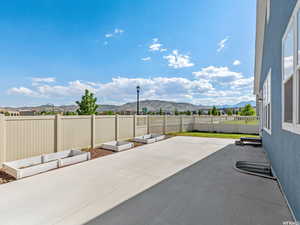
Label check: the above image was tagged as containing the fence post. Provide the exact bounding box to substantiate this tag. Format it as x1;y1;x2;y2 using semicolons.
91;115;96;148
180;115;183;132
147;115;150;134
0;114;6;165
163;115;167;134
192;115;196;131
55;114;62;152
133;115;136;137
115;115;119;141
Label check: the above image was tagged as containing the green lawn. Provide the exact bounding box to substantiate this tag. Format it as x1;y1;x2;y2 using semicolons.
221;119;259;125
169;131;259;139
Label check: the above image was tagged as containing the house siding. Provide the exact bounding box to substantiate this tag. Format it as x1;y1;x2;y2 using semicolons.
259;0;300;220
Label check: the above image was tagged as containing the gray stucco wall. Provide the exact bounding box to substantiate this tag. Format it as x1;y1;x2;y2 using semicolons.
259;0;300;220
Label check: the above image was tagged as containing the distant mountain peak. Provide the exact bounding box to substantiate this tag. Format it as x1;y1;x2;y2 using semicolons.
1;100;255;113
216;100;256;109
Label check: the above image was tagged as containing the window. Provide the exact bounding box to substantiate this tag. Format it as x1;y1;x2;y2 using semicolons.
281;3;300;134
266;0;270;23
283;24;294;125
298;11;300;65
298;11;300;124
263;71;271;133
284;77;293;123
283;26;294;80
298;70;300;123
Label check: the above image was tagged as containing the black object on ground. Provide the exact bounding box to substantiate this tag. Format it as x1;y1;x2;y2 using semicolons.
236;137;262;147
234;161;276;180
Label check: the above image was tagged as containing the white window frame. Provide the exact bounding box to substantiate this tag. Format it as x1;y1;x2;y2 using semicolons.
282;1;300;134
263;70;271;134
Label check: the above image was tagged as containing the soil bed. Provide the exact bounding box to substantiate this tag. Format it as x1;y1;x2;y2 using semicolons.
0;135;173;185
86;148;115;159
0;170;15;184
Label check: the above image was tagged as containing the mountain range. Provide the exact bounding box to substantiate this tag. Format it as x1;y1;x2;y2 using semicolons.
1;100;256;113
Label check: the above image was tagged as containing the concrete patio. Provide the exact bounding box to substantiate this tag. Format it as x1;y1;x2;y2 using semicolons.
86;139;293;225
0;136;293;225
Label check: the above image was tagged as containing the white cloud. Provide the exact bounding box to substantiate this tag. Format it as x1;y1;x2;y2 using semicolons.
163;50;194;69
8;77;213;104
7;66;255;106
148;38;167;52
217;37;229;52
114;28;124;34
233;60;241;66
37;80;97;97
193;66;242;82
141;57;151;61
229;77;254;90
96;77;213;103
105;28;124;38
31;77;56;86
8;87;39;97
105;33;113;38
149;43;162;51
149;38;163;52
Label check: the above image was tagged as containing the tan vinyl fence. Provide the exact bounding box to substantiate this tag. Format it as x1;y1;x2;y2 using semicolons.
0;114;259;164
194;116;259;134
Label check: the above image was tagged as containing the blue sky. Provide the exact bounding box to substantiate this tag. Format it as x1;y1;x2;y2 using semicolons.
0;0;256;106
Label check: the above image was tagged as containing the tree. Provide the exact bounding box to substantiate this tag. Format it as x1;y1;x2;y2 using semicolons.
240;104;255;116
64;111;77;116
104;111;115;115
159;108;163;115
142;107;148;114
226;108;233;116
174;108;179;115
186;110;191;115
198;110;203;115
76;89;99;115
211;106;219;116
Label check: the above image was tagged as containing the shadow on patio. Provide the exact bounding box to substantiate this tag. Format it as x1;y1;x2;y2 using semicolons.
86;143;293;225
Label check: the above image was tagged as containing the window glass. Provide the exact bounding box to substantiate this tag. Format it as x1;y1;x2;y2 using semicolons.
298;71;300;123
267;104;271;129
284;26;294;80
298;11;300;65
284;77;293;123
263;73;271;131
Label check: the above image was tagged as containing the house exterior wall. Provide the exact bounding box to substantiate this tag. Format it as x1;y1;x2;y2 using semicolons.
258;0;300;220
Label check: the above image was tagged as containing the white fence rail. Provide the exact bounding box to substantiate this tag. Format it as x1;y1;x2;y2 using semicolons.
0;115;259;164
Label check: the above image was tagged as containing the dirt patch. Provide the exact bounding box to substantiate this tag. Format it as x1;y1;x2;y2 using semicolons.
83;148;115;159
132;141;146;148
0;170;15;184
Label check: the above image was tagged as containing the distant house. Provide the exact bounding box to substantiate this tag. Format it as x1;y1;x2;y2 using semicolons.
19;110;37;116
254;0;299;220
0;109;20;116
